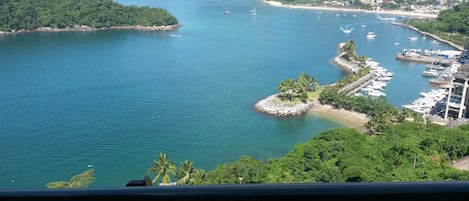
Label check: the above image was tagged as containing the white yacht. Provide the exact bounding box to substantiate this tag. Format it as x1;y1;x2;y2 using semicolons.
431;40;440;45
408;36;418;41
376;76;392;81
366;32;376;39
422;69;439;77
377;15;397;21
368;90;386;97
425;64;445;70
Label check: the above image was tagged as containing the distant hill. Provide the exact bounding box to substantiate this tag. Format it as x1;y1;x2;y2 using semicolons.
408;2;468;46
0;0;179;32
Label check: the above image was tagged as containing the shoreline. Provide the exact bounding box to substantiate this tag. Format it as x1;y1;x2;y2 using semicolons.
254;40;370;129
262;0;438;18
253;94;369;131
391;22;464;51
0;24;182;35
309;104;369;132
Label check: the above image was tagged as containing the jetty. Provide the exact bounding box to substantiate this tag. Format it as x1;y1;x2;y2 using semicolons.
395;48;460;65
332;43;393;97
340;73;374;95
333;52;363;74
348;60;394;97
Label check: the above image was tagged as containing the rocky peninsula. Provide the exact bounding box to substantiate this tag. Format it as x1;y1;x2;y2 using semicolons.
254;94;317;118
254;40;370;131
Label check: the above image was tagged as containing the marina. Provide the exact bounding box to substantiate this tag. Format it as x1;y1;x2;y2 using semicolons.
401;50;466;117
402;88;449;115
351;59;393;97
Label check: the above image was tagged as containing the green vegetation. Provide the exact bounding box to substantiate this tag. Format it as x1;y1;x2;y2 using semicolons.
46;168;95;188
408;2;469;47
319;87;424;134
145;40;467;185
147;153;206;185
202;122;469;184
147;122;468;185
0;0;178;32
277;72;319;102
341;40;367;64
191;39;468;185
148;153;177;185
318;39;409;134
335;66;371;89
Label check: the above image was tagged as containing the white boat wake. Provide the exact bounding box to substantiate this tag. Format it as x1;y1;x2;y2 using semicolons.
340;26;354;35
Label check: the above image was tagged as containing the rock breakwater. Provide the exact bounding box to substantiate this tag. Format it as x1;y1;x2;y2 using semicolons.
254;94;316;118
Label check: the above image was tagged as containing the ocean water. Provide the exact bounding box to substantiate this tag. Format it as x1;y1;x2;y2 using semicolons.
0;0;457;189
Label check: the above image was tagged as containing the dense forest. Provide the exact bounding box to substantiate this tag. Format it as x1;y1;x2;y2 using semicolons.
0;0;179;32
408;2;468;46
202;122;468;184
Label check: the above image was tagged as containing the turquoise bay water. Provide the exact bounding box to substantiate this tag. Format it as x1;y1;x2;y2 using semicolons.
0;0;457;188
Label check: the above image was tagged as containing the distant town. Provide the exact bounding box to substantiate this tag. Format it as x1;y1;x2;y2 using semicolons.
272;0;467;15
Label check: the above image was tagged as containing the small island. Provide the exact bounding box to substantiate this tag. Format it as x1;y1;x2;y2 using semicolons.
254;72;320;118
0;0;180;34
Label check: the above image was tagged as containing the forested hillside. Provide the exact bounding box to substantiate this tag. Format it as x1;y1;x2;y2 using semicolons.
202;122;469;184
408;2;468;46
0;0;178;32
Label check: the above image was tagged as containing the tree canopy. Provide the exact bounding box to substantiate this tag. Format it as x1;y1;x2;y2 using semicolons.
408;2;468;46
46;168;95;188
277;72;319;102
203;122;469;184
0;0;179;32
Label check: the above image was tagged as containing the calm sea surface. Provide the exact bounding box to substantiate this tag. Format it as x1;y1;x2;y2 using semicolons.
0;0;457;188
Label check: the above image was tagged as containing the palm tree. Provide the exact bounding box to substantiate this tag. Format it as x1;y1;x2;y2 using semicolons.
177;160;194;185
189;169;206;185
277;79;296;101
297;72;310;91
148;153;176;185
343;40;356;61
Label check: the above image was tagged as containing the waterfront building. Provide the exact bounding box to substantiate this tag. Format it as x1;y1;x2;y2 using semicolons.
444;63;469;119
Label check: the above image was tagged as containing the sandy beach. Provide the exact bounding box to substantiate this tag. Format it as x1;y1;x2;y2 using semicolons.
309;103;370;132
262;0;438;18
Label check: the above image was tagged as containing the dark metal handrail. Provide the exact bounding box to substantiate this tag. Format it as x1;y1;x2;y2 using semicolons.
1;181;469;201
